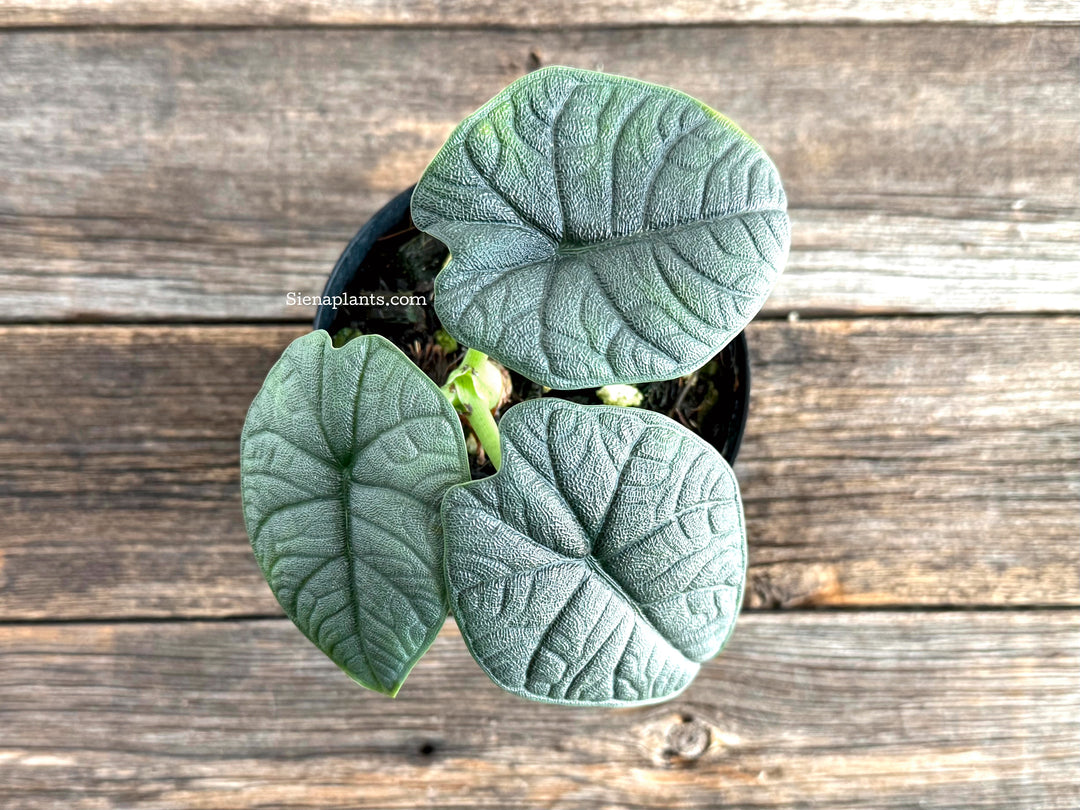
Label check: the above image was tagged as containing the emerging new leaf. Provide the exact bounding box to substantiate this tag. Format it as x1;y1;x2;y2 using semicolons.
241;331;470;696
442;398;747;706
413;66;789;389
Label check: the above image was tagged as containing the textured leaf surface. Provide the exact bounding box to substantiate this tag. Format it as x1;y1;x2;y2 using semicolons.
413;66;789;389
442;398;746;706
240;331;469;695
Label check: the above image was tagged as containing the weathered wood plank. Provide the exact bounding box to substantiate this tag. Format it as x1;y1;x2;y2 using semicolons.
0;27;1076;320
0;319;1075;619
2;0;1079;27
740;317;1080;608
0;613;1076;809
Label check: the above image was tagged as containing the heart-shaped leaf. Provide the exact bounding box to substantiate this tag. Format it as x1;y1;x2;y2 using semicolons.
442;398;746;706
413;66;789;389
241;331;470;696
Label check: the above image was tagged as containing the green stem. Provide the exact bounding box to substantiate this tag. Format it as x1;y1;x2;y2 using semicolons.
456;380;502;470
441;348;503;470
462;347;488;370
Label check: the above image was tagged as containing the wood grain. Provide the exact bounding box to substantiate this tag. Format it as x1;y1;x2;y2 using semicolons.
0;612;1076;809
0;318;1075;620
741;317;1080;608
0;27;1076;321
2;0;1079;28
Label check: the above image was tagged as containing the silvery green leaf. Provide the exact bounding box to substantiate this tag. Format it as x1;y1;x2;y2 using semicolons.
240;331;469;696
413;66;789;389
442;398;746;706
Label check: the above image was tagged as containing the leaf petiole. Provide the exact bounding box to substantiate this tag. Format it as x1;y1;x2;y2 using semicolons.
454;376;502;470
441;348;506;470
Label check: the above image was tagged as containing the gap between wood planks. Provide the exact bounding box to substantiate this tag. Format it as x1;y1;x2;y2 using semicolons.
1;0;1078;28
0;603;1078;630
0;311;1075;328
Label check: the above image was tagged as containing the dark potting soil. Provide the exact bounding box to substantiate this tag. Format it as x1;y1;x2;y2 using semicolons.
323;207;747;479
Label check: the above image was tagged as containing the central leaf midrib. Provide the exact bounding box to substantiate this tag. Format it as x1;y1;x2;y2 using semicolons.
551;207;782;261
582;555;690;664
339;458;386;693
449;206;782;281
528;418;690;663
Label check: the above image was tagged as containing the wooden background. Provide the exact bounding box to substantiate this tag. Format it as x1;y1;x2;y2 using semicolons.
1;1;1078;807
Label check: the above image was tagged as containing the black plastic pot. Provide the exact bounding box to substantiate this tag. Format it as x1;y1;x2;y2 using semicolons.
314;187;750;466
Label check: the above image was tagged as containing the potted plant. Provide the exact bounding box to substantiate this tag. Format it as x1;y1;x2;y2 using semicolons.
240;67;789;707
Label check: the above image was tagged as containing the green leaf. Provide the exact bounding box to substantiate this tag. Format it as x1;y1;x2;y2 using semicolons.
442;398;746;706
413;66;789;389
240;331;470;696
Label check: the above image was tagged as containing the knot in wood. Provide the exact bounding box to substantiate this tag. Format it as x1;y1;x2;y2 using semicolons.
663;714;710;763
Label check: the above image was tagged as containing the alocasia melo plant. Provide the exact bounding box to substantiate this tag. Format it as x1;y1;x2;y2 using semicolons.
241;66;789;706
